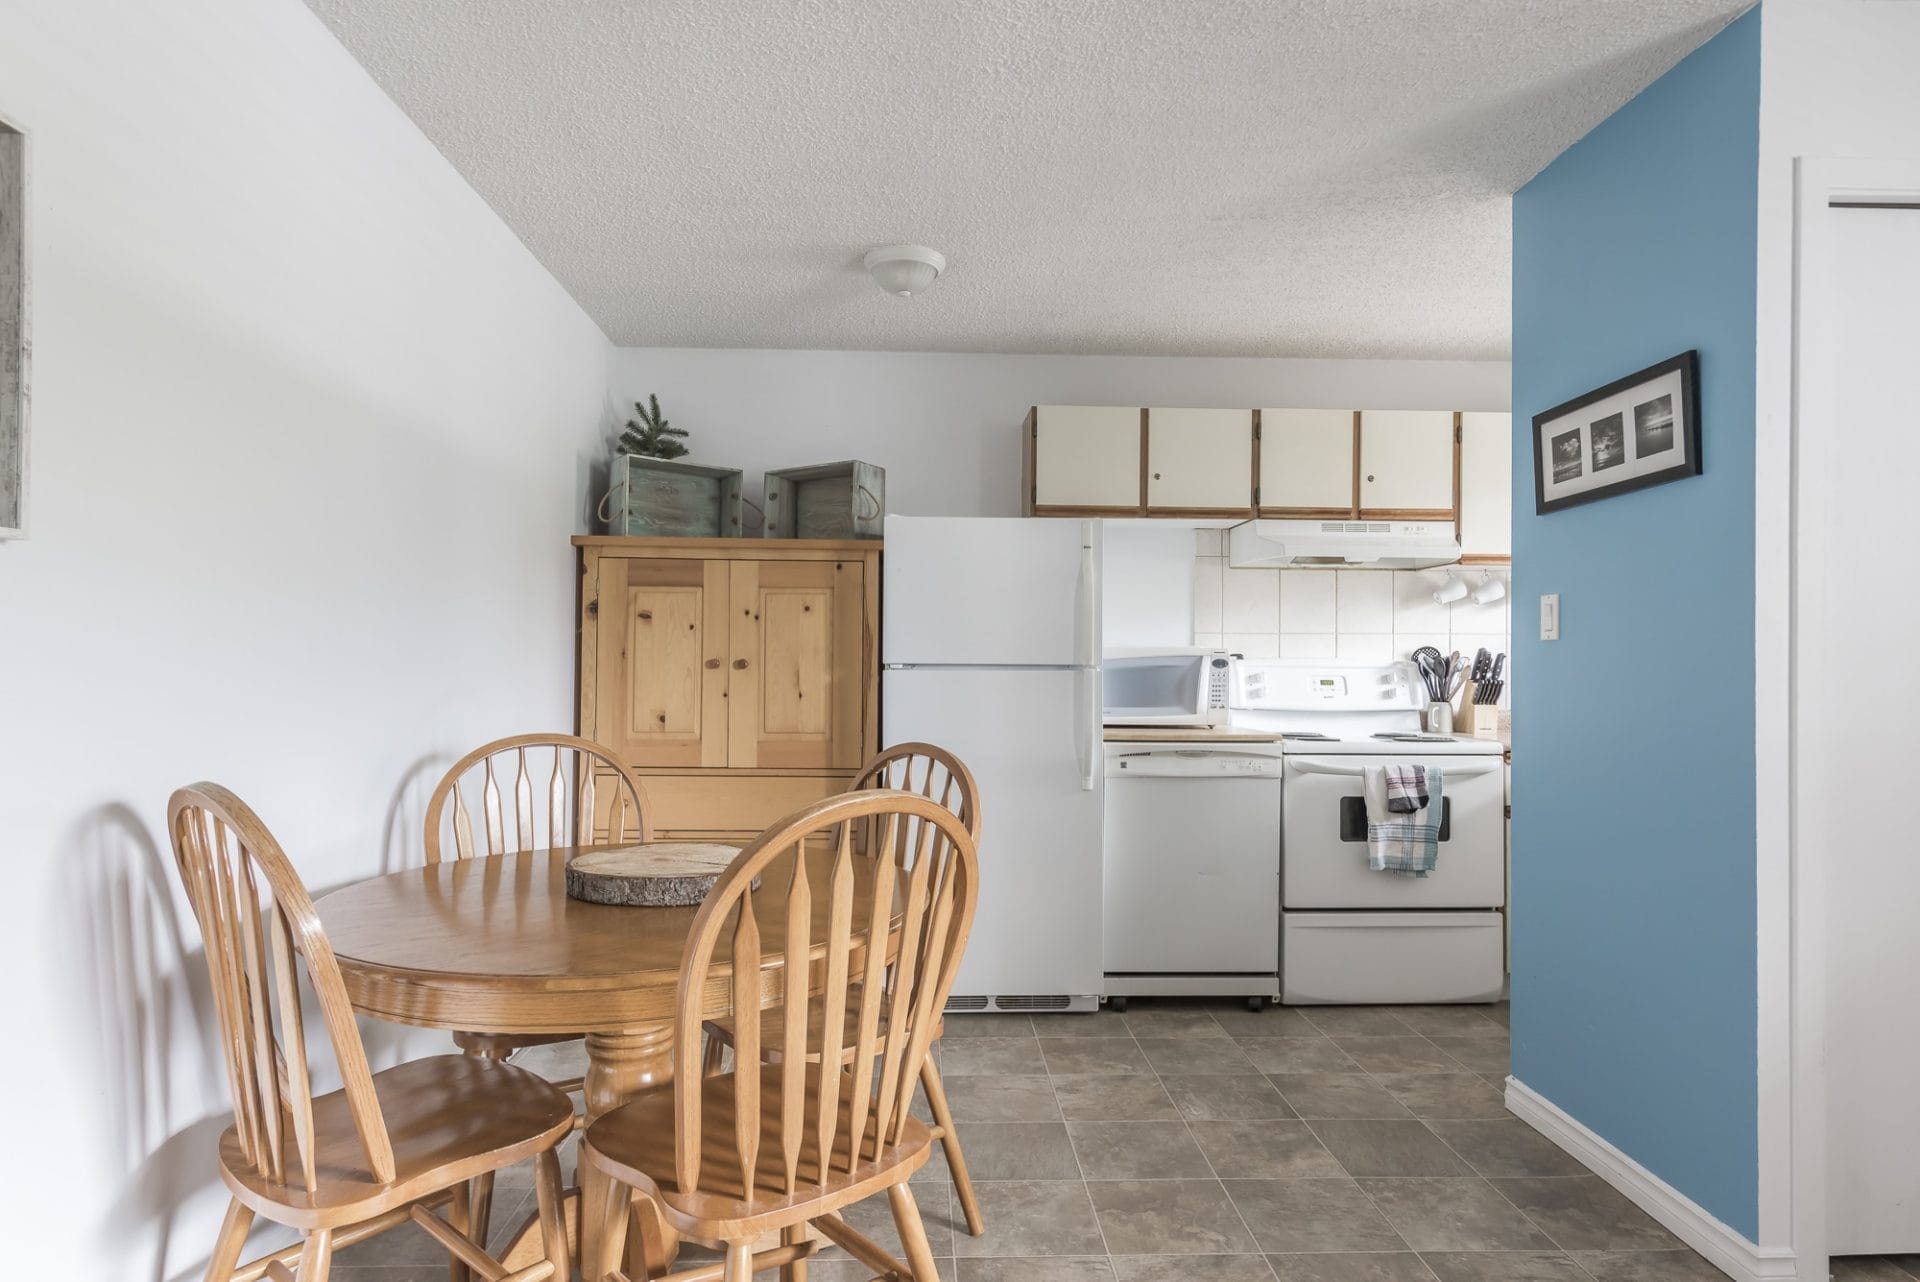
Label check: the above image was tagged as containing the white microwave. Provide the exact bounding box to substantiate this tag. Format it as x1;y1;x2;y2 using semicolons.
1102;648;1232;727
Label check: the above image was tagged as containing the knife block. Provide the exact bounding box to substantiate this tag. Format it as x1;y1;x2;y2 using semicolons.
1459;684;1503;739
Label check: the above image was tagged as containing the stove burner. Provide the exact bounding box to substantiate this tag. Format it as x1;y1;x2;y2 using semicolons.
1372;732;1455;743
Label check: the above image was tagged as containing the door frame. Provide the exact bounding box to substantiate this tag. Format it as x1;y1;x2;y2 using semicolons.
1776;156;1920;1279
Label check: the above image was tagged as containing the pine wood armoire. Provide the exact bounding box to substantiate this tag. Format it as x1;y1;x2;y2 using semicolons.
573;536;882;840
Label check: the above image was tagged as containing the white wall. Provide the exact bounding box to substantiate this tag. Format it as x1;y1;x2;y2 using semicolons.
1752;2;1920;1258
610;348;1509;522
0;2;610;1277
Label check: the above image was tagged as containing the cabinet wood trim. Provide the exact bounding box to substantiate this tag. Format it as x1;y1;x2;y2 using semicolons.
1136;408;1150;514
1350;411;1363;518
1256;506;1366;521
1452;411;1465;543
1356;507;1458;521
1029;504;1153;518
1458;553;1513;565
1020;406;1038;517
572;535;880;556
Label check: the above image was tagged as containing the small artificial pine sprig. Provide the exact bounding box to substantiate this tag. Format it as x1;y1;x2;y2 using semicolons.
618;394;690;459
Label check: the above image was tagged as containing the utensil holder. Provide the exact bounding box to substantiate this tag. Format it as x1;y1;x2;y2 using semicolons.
1423;702;1454;734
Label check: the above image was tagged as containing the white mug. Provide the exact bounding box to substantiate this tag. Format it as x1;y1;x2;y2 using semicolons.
1470;575;1507;606
1432;573;1470;605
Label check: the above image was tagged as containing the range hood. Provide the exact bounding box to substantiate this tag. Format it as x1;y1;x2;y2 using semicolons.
1227;518;1460;570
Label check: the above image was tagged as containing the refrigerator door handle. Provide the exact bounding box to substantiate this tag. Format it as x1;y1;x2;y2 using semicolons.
1076;667;1099;791
1075;524;1098;670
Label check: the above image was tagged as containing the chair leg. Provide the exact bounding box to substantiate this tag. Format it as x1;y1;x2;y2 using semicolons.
723;1240;754;1282
296;1229;334;1282
202;1197;255;1282
589;1169;632;1282
885;1183;941;1282
919;1058;984;1235
447;1181;474;1282
533;1147;572;1282
779;1223;809;1282
467;1171;496;1269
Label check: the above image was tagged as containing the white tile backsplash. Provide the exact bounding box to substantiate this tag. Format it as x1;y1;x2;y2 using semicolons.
1187;553;1513;705
1279;633;1337;659
1223;632;1281;658
1193;528;1224;556
1278;569;1337;632
1391;568;1456;634
1336;633;1394;662
1192;558;1223;633
1335;570;1395;633
1222;567;1281;633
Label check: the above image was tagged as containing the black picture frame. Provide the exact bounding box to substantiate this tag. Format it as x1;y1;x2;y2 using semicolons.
1532;350;1701;515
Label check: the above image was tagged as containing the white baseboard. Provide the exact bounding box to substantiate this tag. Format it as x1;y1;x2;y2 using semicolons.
1505;1078;1800;1282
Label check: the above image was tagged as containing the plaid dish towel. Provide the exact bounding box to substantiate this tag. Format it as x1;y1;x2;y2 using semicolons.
1363;764;1446;877
1383;764;1429;814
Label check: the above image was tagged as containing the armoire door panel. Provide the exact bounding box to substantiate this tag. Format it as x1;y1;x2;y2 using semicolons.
727;559;866;770
594;557;729;768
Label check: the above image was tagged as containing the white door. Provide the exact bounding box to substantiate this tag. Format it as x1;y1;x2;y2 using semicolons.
1358;410;1456;513
1146;408;1253;511
1033;405;1141;509
1458;412;1512;558
1281;756;1507;908
1809;203;1920;1254
1259;407;1355;511
884;667;1103;998
883;516;1097;667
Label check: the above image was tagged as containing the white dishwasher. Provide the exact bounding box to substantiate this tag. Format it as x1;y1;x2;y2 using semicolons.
1102;740;1282;1007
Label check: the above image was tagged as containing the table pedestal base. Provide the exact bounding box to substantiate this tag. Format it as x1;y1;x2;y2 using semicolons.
498;1022;683;1279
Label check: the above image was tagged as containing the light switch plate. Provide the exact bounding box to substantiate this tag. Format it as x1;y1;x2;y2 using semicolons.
1540;593;1560;641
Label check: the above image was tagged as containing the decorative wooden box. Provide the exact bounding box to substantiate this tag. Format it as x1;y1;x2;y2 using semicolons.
762;460;885;539
607;456;744;538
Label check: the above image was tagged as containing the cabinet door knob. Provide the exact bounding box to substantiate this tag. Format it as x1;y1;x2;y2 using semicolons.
1152;472;1162;480
1366;474;1376;482
733;658;749;670
704;658;722;670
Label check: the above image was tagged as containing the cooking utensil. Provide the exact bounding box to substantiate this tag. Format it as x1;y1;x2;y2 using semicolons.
1411;647;1448;702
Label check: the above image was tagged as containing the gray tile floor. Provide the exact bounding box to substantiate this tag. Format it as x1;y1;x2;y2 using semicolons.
327;1000;1920;1281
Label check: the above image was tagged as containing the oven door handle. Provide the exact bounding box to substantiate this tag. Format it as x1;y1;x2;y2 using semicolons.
1287;757;1502;778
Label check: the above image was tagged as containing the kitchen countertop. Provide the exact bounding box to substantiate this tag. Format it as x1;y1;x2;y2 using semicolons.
1103;726;1285;743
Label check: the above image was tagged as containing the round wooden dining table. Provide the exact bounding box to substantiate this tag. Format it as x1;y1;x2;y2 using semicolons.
316;841;874;1279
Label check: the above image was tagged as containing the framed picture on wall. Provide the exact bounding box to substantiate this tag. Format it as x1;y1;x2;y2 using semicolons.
1532;350;1700;514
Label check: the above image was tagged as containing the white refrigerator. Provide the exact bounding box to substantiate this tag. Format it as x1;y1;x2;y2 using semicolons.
882;516;1103;1010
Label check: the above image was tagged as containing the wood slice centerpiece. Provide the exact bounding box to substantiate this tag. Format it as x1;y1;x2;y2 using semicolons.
565;842;745;907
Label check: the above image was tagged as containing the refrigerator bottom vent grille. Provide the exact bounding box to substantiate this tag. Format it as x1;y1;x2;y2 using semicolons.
944;994;1073;1013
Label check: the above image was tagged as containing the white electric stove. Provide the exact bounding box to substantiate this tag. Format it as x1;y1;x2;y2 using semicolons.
1227;660;1507;1005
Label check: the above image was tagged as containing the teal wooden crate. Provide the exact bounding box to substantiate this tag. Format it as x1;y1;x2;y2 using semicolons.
762;460;885;539
607;456;744;538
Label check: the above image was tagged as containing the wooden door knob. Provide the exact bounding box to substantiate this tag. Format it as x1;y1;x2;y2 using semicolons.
733;659;749;670
704;658;722;669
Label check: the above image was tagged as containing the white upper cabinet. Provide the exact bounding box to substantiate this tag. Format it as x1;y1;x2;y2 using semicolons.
1146;408;1254;512
1458;411;1512;558
1259;408;1356;513
1030;405;1141;511
1357;410;1456;514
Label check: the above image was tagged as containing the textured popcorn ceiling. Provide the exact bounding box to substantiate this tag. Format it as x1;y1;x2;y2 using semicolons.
306;0;1748;358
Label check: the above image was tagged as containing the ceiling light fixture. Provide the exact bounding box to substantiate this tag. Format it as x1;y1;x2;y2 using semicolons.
863;244;946;298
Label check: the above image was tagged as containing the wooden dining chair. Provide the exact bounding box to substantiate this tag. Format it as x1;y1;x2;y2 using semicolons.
700;743;986;1236
582;788;979;1282
169;783;574;1282
423;732;652;1242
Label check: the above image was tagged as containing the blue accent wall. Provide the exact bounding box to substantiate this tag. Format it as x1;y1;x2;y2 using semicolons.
1510;7;1760;1237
